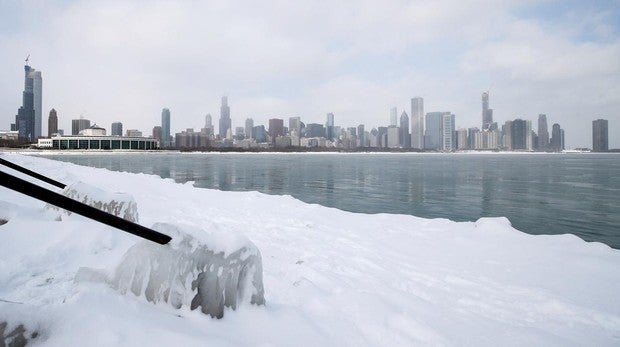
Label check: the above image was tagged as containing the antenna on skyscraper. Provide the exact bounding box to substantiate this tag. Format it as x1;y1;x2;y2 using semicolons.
25;54;30;65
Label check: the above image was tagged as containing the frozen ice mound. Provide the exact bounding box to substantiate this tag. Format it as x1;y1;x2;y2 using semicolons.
77;223;265;319
46;181;139;222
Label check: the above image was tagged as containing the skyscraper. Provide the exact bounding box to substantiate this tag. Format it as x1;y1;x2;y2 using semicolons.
153;126;162;143
15;65;35;141
411;97;424;149
592;119;609;152
550;123;563;151
537;114;549;151
326;113;335;140
32;69;42;138
424;112;449;150
111;122;123;136
71;118;91;135
442;113;456;151
390;107;398;126
48;109;57;137
245;118;254;139
357;124;365;147
482;92;493;130
161;108;171;147
400;111;410;148
268;118;284;143
289;117;301;138
219;96;231;139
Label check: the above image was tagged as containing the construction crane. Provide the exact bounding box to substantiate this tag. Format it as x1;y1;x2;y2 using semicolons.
25;54;30;65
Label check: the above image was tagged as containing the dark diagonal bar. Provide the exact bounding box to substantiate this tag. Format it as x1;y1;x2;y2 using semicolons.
0;171;171;245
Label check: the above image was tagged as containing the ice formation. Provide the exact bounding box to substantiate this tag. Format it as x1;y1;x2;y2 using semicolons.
1;153;619;346
46;181;139;222
78;223;265;318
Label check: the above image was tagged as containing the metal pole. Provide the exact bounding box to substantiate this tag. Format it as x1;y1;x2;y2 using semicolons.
0;171;171;245
0;157;66;189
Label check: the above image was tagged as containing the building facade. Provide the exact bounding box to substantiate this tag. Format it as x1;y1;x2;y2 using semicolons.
72;118;91;135
111;122;123;136
48;109;58;137
219;96;231;139
161;108;170;147
411;97;424;149
592;119;609;152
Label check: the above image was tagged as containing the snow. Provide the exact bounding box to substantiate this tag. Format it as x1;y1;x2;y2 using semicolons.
1;153;620;346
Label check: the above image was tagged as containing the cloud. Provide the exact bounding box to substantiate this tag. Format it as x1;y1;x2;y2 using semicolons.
0;0;618;147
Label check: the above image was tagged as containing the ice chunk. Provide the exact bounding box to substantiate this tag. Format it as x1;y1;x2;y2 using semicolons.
46;181;139;222
81;223;265;318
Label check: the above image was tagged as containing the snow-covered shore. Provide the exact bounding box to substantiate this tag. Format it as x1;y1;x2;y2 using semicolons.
1;153;619;346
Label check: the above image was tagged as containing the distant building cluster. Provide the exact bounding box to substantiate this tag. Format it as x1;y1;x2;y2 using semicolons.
1;61;612;152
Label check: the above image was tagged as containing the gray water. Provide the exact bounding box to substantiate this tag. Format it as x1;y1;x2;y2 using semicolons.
39;152;620;249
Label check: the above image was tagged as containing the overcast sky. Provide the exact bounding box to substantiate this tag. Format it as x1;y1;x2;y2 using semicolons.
1;0;619;148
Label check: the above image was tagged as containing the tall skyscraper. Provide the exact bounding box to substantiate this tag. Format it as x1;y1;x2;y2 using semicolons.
48;109;57;137
289;117;301;138
219;96;231;139
161;108;170;147
111;122;123;136
15;65;36;141
442;113;456;151
482;92;493;130
357;124;365;147
390;107;398;126
152;126;162;143
424;112;449;150
32;69;42;138
411;97;424;149
268;118;284;143
71;118;91;135
550;123;563;151
592;119;609;152
326;113;335;140
245;118;254;139
400;111;410;148
537;114;549;151
205;114;212;128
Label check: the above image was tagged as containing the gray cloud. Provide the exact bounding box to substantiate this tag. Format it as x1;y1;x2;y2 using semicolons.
0;0;618;148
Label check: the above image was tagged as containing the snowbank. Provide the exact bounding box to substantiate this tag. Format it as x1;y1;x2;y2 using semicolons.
1;153;619;346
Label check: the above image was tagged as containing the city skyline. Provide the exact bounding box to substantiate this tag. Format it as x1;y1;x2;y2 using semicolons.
1;1;619;148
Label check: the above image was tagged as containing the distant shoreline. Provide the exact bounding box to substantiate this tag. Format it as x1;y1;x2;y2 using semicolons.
2;147;617;155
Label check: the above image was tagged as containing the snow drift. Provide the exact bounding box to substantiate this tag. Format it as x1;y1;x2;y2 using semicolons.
1;153;620;346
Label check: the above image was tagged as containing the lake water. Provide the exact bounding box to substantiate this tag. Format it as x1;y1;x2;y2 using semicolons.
38;152;620;249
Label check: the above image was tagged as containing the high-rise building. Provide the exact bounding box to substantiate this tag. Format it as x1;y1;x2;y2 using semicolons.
387;126;399;148
111;122;123;136
245;118;254;139
289;117;301;138
411;97;424;149
400;111;410;148
357;124;365;147
161;108;170;147
441;113;456;151
48;109;57;137
456;128;468;150
325;113;335;140
152;126;162;143
15;65;36;142
253;125;267;142
510;119;528;150
390;107;398;126
219;96;231;139
424;112;449;150
537;114;549;151
268;118;284;143
482;92;493;130
32;69;42;138
550;123;563;151
72;118;91;135
592;119;609;152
